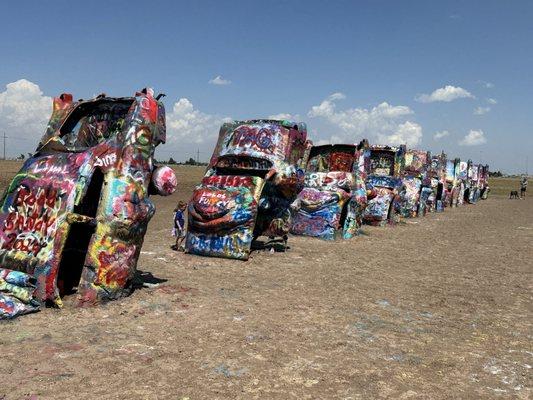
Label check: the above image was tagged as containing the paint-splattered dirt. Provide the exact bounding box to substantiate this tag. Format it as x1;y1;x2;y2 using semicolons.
1;164;532;399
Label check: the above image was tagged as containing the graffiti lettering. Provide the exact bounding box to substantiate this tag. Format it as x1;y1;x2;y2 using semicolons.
95;153;117;167
2;185;63;256
231;126;275;154
32;161;69;175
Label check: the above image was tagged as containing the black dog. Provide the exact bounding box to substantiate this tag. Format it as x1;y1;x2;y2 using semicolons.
510;190;519;199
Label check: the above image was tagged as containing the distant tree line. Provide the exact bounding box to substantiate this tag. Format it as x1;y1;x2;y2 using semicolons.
154;157;207;166
489;171;503;177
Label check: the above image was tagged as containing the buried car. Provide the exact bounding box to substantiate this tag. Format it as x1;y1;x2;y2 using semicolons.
0;88;176;317
465;162;481;204
456;160;470;206
186;119;309;260
479;164;490;199
444;157;461;207
362;144;406;226
425;152;447;212
398;149;431;218
290;141;369;240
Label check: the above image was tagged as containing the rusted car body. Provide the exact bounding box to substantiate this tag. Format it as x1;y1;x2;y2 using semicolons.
186;119;309;260
290;141;369;240
362;145;406;226
0;88;176;317
398;149;431;218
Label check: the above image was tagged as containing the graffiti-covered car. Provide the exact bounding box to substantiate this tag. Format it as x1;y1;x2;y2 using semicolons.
362;145;406;226
290;141;369;240
0;88;176;317
479;164;490;199
186;119;309;260
465;163;481;204
425;152;447;212
398;149;431;218
456;160;469;206
444;157;461;207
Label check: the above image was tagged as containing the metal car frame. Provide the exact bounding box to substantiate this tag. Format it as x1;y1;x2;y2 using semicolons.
362;144;406;226
290;140;369;240
0;88;175;316
185;119;309;260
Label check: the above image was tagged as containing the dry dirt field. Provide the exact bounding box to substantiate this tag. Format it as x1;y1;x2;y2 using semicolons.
1;163;532;399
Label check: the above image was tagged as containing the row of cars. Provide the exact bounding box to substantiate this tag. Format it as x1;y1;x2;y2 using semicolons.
185;120;489;260
0;91;488;318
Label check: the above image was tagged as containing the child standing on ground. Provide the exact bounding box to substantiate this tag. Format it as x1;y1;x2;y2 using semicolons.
520;176;528;198
172;200;187;251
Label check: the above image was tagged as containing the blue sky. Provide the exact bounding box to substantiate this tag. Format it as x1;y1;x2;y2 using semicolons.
0;0;531;173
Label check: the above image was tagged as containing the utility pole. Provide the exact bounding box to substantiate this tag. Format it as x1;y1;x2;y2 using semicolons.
196;148;200;164
2;132;6;160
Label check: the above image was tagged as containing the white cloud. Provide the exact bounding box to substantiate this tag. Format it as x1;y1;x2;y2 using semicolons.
415;85;474;103
480;81;494;89
473;106;491;115
327;92;346;101
459;129;487;146
382;121;422;146
0;79;52;146
308;93;422;146
267;113;301;121
208;75;231;85
166;98;231;144
487;98;497;105
434;130;450;140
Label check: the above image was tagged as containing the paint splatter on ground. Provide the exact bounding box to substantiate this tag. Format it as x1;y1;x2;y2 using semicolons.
0;163;531;399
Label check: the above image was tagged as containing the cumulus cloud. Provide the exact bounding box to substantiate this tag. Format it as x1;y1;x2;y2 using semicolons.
208;75;231;85
383;121;422;146
166;98;231;144
487;98;497;105
308;93;422;146
0;79;52;146
473;106;491;115
459;129;487;146
415;85;474;103
434;130;450;140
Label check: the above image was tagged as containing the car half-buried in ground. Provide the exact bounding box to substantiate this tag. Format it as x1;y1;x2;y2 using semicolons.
362;144;406;226
185;119;309;260
444;157;461;208
479;164;490;200
398;149;431;218
0;88;176;318
425;152;447;212
290;141;369;240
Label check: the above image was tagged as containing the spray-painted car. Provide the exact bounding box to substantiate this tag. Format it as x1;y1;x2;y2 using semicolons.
456;160;469;206
0;88;176;317
186;119;309;260
425;152;447;212
465;163;481;204
444;158;461;207
398;149;431;217
479;164;490;199
362;145;406;226
290;141;369;240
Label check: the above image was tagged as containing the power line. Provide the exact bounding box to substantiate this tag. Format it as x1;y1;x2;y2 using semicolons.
1;132;30;160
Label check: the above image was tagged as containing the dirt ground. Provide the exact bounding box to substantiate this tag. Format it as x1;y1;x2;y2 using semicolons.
0;163;531;399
